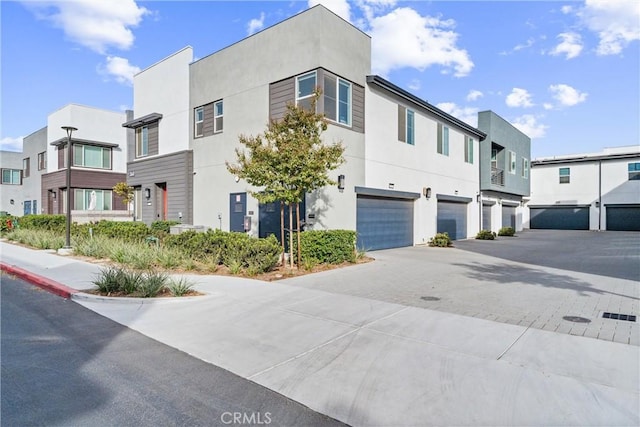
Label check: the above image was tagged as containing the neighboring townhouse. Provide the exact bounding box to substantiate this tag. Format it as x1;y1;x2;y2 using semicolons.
187;5;486;250
20;127;49;215
528;146;640;231
41;104;128;219
122;47;194;224
0;150;24;216
477;111;531;232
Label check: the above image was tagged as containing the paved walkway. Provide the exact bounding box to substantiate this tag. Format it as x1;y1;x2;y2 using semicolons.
1;240;639;426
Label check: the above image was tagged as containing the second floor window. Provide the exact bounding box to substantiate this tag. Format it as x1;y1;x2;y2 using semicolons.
194;107;204;137
214;100;223;133
73;144;111;169
628;162;640;181
38;151;47;170
508;151;517;174
323;74;351;126
296;71;316;111
406;110;415;145
522;158;529;179
464;137;474;164
437;124;449;156
22;158;30;178
1;169;21;185
559;167;570;184
136;126;148;158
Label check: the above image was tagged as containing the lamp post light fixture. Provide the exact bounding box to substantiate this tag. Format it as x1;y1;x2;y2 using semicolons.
62;126;77;249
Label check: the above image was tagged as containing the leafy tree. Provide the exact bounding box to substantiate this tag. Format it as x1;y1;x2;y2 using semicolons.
113;182;135;216
227;92;345;267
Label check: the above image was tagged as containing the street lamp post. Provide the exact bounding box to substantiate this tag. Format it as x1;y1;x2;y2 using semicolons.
62;126;77;249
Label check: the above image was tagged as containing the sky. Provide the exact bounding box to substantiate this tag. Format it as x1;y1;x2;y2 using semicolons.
1;0;639;159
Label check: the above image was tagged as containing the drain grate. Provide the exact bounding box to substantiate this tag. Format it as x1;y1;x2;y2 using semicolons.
602;312;637;322
562;316;591;323
420;296;441;302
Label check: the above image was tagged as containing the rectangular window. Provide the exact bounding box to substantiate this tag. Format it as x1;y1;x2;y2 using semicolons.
136;126;148;158
559;167;570;184
74;189;112;211
522;158;529;179
22;158;30;178
406;110;415;145
508;151;516;174
628;162;640;181
73;144;111;169
296;71;317;111
323;74;351;126
38;151;47;170
194;106;204;137
437;124;449;156
1;169;21;185
464;137;474;164
214;100;223;133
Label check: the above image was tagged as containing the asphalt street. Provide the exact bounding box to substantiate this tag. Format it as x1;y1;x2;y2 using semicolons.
1;273;344;427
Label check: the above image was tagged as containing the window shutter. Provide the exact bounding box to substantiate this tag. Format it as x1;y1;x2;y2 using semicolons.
437;124;443;153
398;105;406;142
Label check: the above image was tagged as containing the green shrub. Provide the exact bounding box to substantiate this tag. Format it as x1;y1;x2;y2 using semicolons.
498;226;515;237
168;277;195;296
18;214;65;232
92;266;142;294
138;271;168;297
243;235;281;273
5;229;64;250
150;220;180;240
475;230;496;240
90;220;149;242
295;230;357;265
428;232;452;247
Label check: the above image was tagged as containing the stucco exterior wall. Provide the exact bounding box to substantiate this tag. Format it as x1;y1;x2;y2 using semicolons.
0;150;24;216
19;127;48;214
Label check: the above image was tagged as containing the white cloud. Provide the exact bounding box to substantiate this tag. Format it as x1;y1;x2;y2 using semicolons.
0;136;24;152
435;102;478;127
407;79;421;91
543;103;554;110
578;0;640;55
549;84;588;106
511;115;548;138
550;32;583;59
308;0;351;22
561;5;574;14
24;0;149;54
466;90;483;102
506;88;534;108
247;12;265;35
499;38;535;55
99;56;141;85
368;7;473;77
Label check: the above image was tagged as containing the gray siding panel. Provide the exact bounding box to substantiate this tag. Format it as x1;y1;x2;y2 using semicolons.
398;105;406;142
127;150;193;224
202;102;215;137
352;83;364;133
148;121;159;156
269;77;295;121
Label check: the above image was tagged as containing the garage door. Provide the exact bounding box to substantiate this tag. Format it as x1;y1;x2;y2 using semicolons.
502;205;516;228
606;206;640;231
482;204;492;231
356;195;414;250
529;207;589;230
437;201;467;240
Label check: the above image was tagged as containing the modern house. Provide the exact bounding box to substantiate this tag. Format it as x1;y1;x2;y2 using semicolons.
528;146;640;231
186;5;486;250
0;150;25;216
41;104;129;219
19;127;49;216
477;110;531;232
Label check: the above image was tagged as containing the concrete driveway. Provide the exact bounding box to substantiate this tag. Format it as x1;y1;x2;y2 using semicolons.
282;230;640;345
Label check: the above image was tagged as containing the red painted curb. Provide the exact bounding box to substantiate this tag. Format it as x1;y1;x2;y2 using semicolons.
0;262;78;299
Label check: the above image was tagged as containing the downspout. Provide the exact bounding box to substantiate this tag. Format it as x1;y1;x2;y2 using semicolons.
598;159;602;231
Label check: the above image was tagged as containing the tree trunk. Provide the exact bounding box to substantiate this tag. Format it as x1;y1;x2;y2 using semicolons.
288;203;294;269
280;202;285;265
296;202;301;268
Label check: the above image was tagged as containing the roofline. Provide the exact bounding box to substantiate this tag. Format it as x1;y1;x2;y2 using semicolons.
366;75;486;141
531;152;640;166
50;137;119;148
134;46;193;78
122;113;163;128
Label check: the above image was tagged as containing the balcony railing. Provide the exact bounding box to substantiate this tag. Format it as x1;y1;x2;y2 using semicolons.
491;167;504;186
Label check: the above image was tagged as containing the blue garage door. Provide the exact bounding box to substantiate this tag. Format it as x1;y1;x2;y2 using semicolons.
437;201;467;240
606;206;640;231
530;207;589;230
482;204;492;231
502;205;516;228
356;196;414;250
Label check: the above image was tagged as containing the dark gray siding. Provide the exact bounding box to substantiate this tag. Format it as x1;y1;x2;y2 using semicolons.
127;150;193;225
397;105;406;142
147;121;159;156
202;102;216;137
269;77;295;122
352;83;364;133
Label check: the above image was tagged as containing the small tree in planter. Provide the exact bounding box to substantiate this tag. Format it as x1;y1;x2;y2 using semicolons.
113;182;135;217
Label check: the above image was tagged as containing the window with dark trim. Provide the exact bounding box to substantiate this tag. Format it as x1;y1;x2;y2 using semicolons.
214;100;223;133
73;144;111;169
628;162;640;181
508;151;517;174
522;158;529;179
559;167;570;184
136;126;148;158
38;151;47;170
437;124;449;156
464;137;474;164
22;158;30;178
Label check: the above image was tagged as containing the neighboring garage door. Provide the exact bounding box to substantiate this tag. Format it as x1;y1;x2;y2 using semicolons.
356;195;415;250
606;205;640;231
437;200;468;240
502;205;516;228
482;204;492;231
529;206;589;230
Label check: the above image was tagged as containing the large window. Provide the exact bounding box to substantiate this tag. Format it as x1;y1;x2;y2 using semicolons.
323;74;351;126
437;124;449;156
214;100;223;133
522;158;529;179
464;137;474;164
74;189;112;211
38;151;47;170
296;71;316;111
22;158;30;178
73;144;111;169
559;167;570;184
628;162;640;181
1;169;21;185
406;110;415;145
194;106;204;137
136;126;148;158
508;151;516;174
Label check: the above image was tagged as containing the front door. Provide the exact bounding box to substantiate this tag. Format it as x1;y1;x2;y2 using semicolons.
155;183;167;220
229;193;246;232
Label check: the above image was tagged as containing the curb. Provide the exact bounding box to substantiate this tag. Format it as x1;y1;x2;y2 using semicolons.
71;291;218;305
0;262;78;299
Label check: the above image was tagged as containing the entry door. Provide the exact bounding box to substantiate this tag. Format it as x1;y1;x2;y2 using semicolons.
155;183;167;220
230;193;247;232
259;199;306;246
133;187;142;221
23;200;31;215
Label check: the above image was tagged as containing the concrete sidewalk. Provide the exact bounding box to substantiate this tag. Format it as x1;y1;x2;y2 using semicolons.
1;241;639;426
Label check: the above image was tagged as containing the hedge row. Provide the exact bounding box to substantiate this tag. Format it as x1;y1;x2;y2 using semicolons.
294;230;357;264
